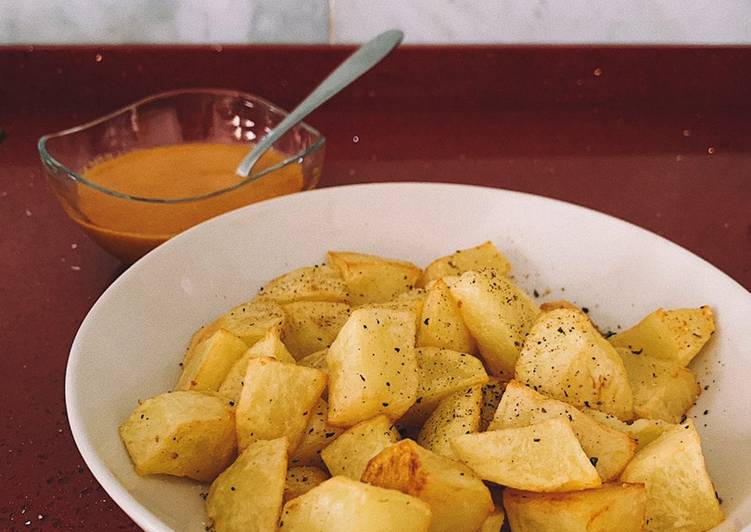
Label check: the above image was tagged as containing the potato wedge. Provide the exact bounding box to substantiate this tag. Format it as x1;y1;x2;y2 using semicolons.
207;437;288;532
284;466;330;503
218;326;295;402
279;476;431;531
447;270;539;378
327;308;418;426
119;391;235;482
417;279;477;353
478;507;505;532
421;241;511;286
515;308;634;420
175;329;248;392
236;357;326;453
291;399;344;468
503;483;647;532
327;251;422;305
452;418;601;492
185;298;285;367
417;385;482;460
297;348;328;372
320;415;399;480
358;288;427;330
584;408;675;451
610;306;715;366
620;420;724;531
618;347;700;423
362;439;492;532
281;301;351;359
260;264;349;304
400;347;488;426
489;380;636;481
479;378;506;432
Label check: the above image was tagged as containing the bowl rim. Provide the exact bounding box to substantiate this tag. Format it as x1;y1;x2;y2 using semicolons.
37;87;326;204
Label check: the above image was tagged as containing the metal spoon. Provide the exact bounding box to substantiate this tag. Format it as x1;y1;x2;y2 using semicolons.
236;29;403;178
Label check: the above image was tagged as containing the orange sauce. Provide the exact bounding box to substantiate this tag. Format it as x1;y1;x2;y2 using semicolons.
65;143;304;262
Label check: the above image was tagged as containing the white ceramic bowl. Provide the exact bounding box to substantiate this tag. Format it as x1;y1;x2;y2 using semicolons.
66;183;751;531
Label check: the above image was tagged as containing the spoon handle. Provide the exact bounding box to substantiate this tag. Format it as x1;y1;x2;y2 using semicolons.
236;29;403;178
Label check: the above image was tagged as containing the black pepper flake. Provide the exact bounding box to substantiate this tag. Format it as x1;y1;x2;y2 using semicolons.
703;410;709;415
423;318;430;326
533;438;540;442
582;307;589;313
630;348;644;355
589;457;599;466
359;374;366;382
557;327;565;335
394;347;400;352
533;289;539;298
228;400;235;406
604;331;616;338
325;432;336;438
382;402;389;407
230;486;236;491
679;414;688;423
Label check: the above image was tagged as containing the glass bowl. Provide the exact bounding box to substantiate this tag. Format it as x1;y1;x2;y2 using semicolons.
39;88;325;263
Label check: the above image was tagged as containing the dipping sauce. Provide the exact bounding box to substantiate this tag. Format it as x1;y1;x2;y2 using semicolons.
65;143;304;262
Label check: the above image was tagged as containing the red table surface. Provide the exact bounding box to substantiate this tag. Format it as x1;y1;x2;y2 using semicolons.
1;45;749;529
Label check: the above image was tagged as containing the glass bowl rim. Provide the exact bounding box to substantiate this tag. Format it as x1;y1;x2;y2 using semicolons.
37;87;326;204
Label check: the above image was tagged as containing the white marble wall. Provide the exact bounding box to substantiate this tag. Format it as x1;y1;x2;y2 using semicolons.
2;0;750;44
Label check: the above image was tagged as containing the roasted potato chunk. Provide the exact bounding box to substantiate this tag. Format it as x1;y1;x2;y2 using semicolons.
489;380;636;481
417;385;482;460
218;326;295;402
260;264;349;304
421;241;511;286
452;418;601;492
327;308;418;426
515;308;634;420
119;391;235;482
362;439;493;532
185;298;284;367
320;415;399;480
284;466;330;503
291;399;344;468
618;347;700;423
417;279;477;353
207;437;287;532
447;270;539;378
479;378;506;432
236;357;326;453
279;476;431;531
478;507;505;532
610;306;715;366
620;420;724;531
358;288;427;330
281;301;351;359
400;347;488;426
503;483;647;532
584;408;675;451
327;251;421;305
175;329;248;392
